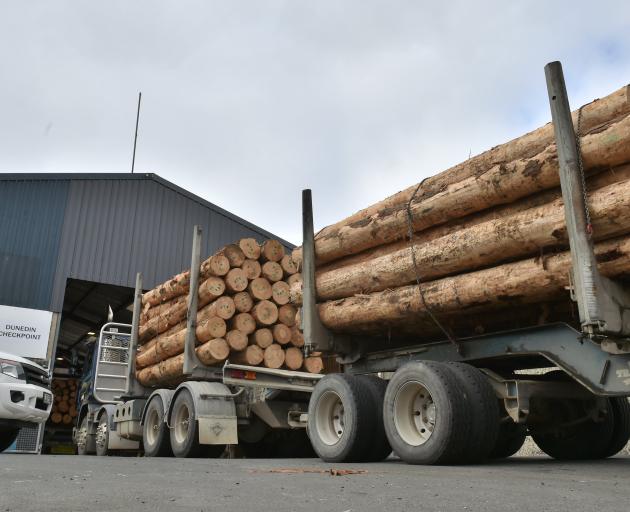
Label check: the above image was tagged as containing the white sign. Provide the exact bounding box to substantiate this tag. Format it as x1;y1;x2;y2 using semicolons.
0;305;53;359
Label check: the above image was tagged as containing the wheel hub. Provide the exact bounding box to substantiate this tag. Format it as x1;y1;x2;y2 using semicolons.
96;422;108;449
315;391;346;446
394;381;436;446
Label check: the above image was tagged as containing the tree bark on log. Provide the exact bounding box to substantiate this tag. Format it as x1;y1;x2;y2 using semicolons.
294;86;630;264
293;177;630;302
295;112;630;265
313;234;630;335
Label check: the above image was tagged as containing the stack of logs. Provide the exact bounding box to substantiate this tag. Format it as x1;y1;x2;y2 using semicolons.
290;83;630;342
135;239;323;387
49;379;78;426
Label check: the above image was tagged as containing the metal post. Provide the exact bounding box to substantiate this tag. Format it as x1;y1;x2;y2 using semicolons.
184;225;203;374
545;61;630;340
131;92;142;174
302;189;334;353
126;272;143;394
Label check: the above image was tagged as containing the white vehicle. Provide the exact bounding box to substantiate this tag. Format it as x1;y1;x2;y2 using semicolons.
0;350;52;452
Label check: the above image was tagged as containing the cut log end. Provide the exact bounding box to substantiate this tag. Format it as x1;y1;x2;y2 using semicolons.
278;304;297;327
230;344;264;366
248;277;273;301
233;291;254;313
251;300;279;326
226;330;248;351
221;244;246;268
231;312;257;335
272;323;292;345
263;344;285;369
280;254;298;275
271;281;290;305
261;240;285;262
262;261;283;282
251;328;273;349
225;268;249;293
241;259;262;280
239;238;261;260
303;356;324;374
284;347;304;371
201;254;230;277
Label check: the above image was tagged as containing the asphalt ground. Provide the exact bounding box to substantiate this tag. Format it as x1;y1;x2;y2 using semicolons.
1;454;629;512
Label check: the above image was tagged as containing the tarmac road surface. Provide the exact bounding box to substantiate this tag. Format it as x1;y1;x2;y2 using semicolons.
1;454;629;512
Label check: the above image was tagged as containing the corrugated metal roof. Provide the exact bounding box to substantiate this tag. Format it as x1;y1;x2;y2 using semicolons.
0;179;69;310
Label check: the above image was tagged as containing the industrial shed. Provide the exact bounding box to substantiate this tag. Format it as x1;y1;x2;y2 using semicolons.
0;172;292;365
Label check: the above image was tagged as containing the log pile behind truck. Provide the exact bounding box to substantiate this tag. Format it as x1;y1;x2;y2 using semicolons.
291;84;630;342
135;239;322;387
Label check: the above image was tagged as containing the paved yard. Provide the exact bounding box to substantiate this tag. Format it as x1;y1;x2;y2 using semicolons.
1;454;629;512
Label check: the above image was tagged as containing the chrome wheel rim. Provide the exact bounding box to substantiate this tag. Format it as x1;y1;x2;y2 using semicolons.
96;417;108;450
315;391;345;446
394;381;436;446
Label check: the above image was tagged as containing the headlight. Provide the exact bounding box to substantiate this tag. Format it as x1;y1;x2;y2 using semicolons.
0;359;25;380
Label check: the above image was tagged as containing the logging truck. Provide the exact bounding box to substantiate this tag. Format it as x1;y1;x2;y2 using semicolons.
77;62;630;463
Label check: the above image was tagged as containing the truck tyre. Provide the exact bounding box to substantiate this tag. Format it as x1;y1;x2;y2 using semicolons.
76;415;94;455
531;399;614;460
446;363;500;463
143;397;172;457
355;375;392;461
604;397;630;458
169;390;224;458
95;412;110;456
489;421;526;459
0;429;19;452
383;361;471;465
307;374;377;462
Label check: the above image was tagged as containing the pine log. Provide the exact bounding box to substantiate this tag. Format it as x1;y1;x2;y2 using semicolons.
287;273;302;287
314;234;630;335
251;300;279;326
231;313;256;335
296;113;630;265
220;244;246;268
226;330;248;351
263;344;285;369
303;356;324;374
278;304;297;327
230;344;264;366
200;254;230;278
272;324;292;345
197;316;227;341
248;277;273;300
294;85;630;264
251;328;273;349
261;240;285;262
280;254;298;276
233;291;254;313
262;261;283;282
284;347;304;371
241;259;262;280
239;238;261;260
198;276;226;303
62;414;72;425
225;268;248;293
289;326;304;348
206;296;236;320
294;177;630;302
271;281;290;305
51;412;62;424
136;338;230;387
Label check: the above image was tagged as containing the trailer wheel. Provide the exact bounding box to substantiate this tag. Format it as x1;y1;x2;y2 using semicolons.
446;363;500;463
307;374;376;462
383;361;471;465
0;429;19;452
356;375;392;461
531;399;614;460
604;397;630;458
95;412;110;456
169;390;224;458
489;421;526;459
143;397;172;457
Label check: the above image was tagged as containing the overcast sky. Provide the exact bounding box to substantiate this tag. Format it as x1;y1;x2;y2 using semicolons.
1;2;629;244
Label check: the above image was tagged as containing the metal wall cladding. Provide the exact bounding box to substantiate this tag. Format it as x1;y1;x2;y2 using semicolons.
0;179;69;310
49;175;290;311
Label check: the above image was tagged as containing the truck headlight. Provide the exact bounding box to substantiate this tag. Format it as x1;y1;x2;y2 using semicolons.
0;359;25;380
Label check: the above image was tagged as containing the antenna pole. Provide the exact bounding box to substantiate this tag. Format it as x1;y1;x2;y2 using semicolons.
131;91;142;173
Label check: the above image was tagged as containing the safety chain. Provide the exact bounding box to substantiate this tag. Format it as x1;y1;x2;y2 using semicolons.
406;182;462;354
575;106;593;236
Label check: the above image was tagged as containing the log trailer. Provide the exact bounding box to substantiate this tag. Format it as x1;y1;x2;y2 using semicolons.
75;62;630;463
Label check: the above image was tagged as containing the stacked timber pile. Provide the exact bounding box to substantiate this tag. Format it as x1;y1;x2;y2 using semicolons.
291;84;630;342
135;238;323;387
49;379;78;426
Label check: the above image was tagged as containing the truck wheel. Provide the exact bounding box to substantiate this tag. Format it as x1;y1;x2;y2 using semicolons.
531;399;614;460
0;429;19;452
489;421;526;459
95;412;110;456
143;397;172;457
169;390;224;458
307;374;377;462
76;416;93;455
604;397;630;458
356;375;392;461
446;363;500;463
383;361;471;465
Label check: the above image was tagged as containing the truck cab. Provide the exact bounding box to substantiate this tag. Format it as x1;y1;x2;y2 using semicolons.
0;350;52;451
